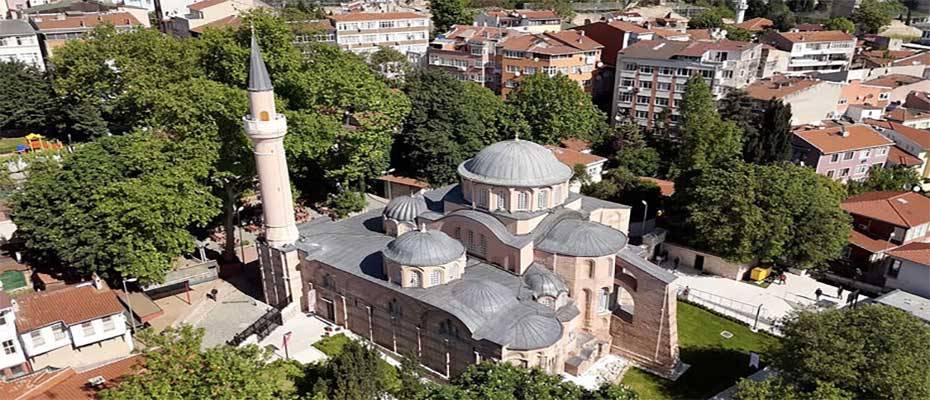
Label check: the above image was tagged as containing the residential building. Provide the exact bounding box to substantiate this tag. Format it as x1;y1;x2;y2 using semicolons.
189;14;240;37
865;119;930;188
14;280;132;370
0;355;140;398
840;191;930;287
756;44;790;78
886;107;930;129
904;91;930;112
183;0;252;31
0;292;28;379
545;145;607;192
475;9;562;33
732;17;772;32
31;12;142;57
745;75;843;125
855;49;918;68
885;242;930;298
760;30;856;75
498;30;602;98
872;290;930;323
291;19;335;46
613;39;762;128
790;124;893;182
330;12;429;59
836;79;891;116
0;20;43;70
572;20;658;106
861;74;930;104
157;0;203;22
427;25;518;92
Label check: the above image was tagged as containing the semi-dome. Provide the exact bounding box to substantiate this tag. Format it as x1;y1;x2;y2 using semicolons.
383;195;427;222
457;139;573;187
507;313;564;350
454;281;513;315
382;230;465;267
524;265;569;299
536;219;628;257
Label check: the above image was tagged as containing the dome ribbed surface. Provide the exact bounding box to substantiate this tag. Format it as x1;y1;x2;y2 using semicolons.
453;281;512;315
457;139;573;187
382;230;465;267
508;314;564;350
536;219;628;257
524;265;569;299
383;195;427;222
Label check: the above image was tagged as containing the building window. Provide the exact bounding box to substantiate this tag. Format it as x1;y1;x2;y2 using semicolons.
618;93;633;103
496;192;506;210
392;268;402;285
636;95;650;104
598;288;609;312
477;189;489;208
861;149;871;159
588;260;596;278
0;312;5;326
389;299;401;318
537;191;548;208
478;234;487;255
844;151;854;160
640;81;652;89
659;67;674;75
440;319;457;336
831;154;840;163
826;170;835;178
655;97;669;106
840;168;850;177
30;331;45;347
878;147;888;155
855;165;868;174
517;192;529;210
888;259;902;278
82;322;95;336
621;78;634;87
102;316;116;332
430;270;441;286
467;230;474;247
657;82;671;91
453;227;461;239
409;271;422;287
553;186;561;204
639;65;653;73
2;340;15;355
623;63;637;71
635;110;649;119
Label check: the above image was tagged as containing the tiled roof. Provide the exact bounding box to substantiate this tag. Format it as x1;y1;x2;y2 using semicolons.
35;356;141;399
560;138;591;152
858;49;916;66
14;284;125;332
848;229;898;253
863;74;925;88
892;51;930;67
842;191;930;228
886;145;924;167
444;24;514;41
33;12;141;31
744;74;823;100
606;20;649;34
618;39;754;60
378;174;430;189
188;0;226;11
888;242;930;266
651;28;688;39
885;107;930;123
793;124;892;154
904;91;930;111
190;15;241;34
863;119;930;150
545;145;605;167
774;30;854;43
795;23;825;31
0;291;10;309
685;28;712;40
329;12;427;22
500;30;602;54
733;17;773;31
640;177;675;196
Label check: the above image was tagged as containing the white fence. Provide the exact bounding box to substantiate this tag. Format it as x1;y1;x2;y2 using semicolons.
678;286;780;334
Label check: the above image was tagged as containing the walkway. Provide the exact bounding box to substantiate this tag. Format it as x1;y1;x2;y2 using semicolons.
257;313;329;364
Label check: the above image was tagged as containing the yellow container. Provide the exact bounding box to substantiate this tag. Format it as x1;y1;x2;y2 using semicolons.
750;267;771;282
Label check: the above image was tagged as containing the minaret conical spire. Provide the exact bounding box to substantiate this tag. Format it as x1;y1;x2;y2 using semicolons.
248;32;273;92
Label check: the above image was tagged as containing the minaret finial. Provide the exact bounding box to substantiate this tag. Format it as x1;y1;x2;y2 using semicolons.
514;131;520;141
248;28;273;92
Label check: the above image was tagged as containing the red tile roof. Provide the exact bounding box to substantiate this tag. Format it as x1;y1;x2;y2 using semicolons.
33;12;141;31
905;91;930;111
733;17;773;31
885;107;930;123
32;356;142;400
560;138;591;152
793;124;893;154
745;75;823;100
188;0;226;11
886;145;924;167
545;145;605;167
848;229;899;253
640;177;675;196
329;12;427;22
378;174;430;189
606;20;649;34
863;119;930;150
888;242;930;266
190;15;241;34
842;191;930;228
500;30;602;54
14;284;124;332
863;74;925;88
774;30;855;43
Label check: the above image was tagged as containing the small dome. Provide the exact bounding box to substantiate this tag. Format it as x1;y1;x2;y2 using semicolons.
383;195;427;222
508;313;563;350
524;265;569;299
454;281;513;315
458;139;573;187
536;219;628;257
382;229;464;267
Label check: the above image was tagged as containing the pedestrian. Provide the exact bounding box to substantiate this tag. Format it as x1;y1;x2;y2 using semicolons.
779;273;787;285
815;288;823;301
837;286;843;299
673;257;680;271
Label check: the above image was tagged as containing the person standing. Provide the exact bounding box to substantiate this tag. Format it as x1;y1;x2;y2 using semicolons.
815;288;823;301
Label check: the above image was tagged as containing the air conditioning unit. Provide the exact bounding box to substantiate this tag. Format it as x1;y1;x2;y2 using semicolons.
515;71;521;76
88;376;106;387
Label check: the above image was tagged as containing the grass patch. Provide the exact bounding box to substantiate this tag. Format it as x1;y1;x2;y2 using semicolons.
312;333;352;356
0;137;26;154
621;301;778;399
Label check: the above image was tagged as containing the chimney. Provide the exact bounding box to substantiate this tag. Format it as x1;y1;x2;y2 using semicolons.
91;272;104;290
840;126;849;137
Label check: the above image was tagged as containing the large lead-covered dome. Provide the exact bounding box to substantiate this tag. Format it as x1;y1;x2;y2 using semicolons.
382;229;465;267
458;139;573;187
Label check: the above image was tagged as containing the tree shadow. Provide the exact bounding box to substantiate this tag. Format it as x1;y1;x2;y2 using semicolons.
663;346;761;400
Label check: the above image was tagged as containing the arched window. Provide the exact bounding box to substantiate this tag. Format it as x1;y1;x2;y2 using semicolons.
430;269;442;286
587;260;596;278
615;285;635;321
391;269;402;285
539;296;555;309
553;186;561;205
517;192;529;210
440;319;458;336
466;230;474;247
477;234;487;256
322;274;335;288
478;189;489;208
409;271;422;287
453;227;461;239
537;190;548;208
497;192;506;210
598;288;609;312
389;299;401;318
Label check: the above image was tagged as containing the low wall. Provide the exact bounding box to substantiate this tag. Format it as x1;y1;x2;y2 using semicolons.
660;242;753;281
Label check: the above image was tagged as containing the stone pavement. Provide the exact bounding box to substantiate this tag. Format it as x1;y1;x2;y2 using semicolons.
258;313;329;364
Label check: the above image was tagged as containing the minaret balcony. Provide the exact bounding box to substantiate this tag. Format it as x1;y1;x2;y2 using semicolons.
243;114;287;140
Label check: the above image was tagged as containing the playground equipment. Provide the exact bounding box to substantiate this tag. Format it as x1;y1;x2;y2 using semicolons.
16;133;63;153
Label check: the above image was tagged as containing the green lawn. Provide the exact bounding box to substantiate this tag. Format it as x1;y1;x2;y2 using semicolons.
0;137;26;154
312;333;352;356
621;301;778;400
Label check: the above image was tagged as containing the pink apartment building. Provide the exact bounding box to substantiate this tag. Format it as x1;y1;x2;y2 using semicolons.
791;124;893;182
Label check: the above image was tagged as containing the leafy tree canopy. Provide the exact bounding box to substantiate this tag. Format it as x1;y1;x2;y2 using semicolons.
725;26;753;41
824;17;856;33
595;122;660;177
676;75;742;173
853;0;904;34
0;61;54;133
846;165;922;195
688;10;724;29
431;0;473;33
506;73;607;144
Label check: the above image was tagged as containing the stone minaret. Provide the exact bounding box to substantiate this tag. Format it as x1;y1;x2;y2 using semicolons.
736;0;749;24
244;34;299;248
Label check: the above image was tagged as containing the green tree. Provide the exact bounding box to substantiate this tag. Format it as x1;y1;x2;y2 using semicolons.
847;165;922;194
725;26;754;41
688;10;724;29
436;361;638;399
10;133;219;283
597;122;660;177
430;0;472;33
506;73;607;144
0;61;54;134
852;0;903;34
677;76;742;173
394;69;512;184
740;306;930;399
305;340;399;400
752;99;793;164
734;376;851;400
100;325;301;399
824;17;856;34
583;168;663;221
369;46;411;84
719;89;759;160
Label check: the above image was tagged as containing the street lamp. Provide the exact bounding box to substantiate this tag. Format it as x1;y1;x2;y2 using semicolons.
122;277;138;333
641;200;649;236
236;206;246;267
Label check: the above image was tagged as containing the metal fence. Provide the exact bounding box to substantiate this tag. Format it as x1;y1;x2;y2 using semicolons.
228;307;283;346
678;286;779;333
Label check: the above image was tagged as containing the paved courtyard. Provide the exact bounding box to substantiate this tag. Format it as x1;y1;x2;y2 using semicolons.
258;313;329;364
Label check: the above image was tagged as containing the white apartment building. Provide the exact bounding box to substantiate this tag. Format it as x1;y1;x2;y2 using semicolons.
0;20;44;70
0;292;28;379
474;9;562;33
330;12;429;58
612;39;762;129
761;30;856;75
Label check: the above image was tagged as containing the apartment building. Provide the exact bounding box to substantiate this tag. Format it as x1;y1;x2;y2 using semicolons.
612;39;762;128
330;12;429;59
498;30;602;97
865;119;930;188
837;79;892;117
0;292;28;379
790;124;893;182
427;24;518;91
31;12;143;57
761;30;856;75
745;75;843;125
0;20;44;70
862;74;930;104
886;107;930;129
475;9;562;33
